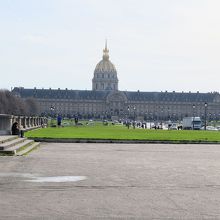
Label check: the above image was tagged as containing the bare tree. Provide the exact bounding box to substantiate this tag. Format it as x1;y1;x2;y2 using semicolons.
0;90;39;116
25;98;39;116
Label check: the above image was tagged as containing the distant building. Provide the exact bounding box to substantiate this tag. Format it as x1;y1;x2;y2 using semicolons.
12;43;220;121
92;42;118;91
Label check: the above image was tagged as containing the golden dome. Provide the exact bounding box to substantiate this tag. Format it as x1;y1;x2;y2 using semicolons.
94;41;117;74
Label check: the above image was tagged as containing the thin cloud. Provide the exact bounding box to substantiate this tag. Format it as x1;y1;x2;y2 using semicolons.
21;34;48;44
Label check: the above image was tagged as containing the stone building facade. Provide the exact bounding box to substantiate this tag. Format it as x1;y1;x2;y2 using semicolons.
12;44;220;121
92;42;118;91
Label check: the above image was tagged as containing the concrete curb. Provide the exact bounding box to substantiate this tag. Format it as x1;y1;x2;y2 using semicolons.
28;138;220;145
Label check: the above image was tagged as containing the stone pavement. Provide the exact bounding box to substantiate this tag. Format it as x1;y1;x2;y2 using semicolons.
0;143;220;219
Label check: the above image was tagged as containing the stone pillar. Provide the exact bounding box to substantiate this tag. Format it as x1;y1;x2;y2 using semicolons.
40;117;44;127
32;117;35;127
0;114;14;135
37;117;40;126
12;116;18;125
27;117;31;128
30;117;33;127
43;117;48;127
29;117;31;127
18;116;22;129
22;117;27;129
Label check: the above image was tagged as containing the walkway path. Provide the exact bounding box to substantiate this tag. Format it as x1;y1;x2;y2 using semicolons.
0;143;220;219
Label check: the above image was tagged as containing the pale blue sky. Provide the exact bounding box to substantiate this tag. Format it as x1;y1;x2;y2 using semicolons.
1;0;220;92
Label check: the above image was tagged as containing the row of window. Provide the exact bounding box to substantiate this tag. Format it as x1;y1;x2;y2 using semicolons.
95;83;116;90
39;101;219;114
96;73;116;79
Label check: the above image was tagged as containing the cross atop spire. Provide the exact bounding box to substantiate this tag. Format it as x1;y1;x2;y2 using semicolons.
105;39;108;50
103;39;109;60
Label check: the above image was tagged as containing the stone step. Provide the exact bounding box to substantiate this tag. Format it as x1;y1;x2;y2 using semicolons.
0;135;18;144
16;142;40;156
0;137;27;150
0;139;34;155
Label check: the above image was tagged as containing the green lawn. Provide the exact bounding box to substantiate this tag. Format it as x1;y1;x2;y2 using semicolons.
25;123;220;142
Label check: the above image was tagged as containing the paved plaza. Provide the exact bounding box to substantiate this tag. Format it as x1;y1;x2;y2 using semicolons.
0;143;220;219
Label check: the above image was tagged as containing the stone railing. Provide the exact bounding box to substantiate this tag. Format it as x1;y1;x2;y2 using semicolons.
0;114;48;135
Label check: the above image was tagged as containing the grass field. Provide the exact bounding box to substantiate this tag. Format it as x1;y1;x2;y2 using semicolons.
25;123;220;142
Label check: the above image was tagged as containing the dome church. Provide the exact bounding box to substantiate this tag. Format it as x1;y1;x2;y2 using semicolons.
92;41;118;91
12;42;220;121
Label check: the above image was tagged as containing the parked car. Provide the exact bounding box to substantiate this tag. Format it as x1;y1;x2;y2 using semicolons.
170;123;178;130
201;126;218;131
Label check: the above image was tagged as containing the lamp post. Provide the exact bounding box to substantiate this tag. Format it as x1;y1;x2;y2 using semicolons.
133;106;136;121
192;104;195;130
126;106;130;129
160;108;164;129
167;107;170;121
155;111;157;125
50;106;55;127
148;112;151;129
160;107;164;121
50;106;55;115
127;106;130;120
204;102;208;130
150;112;153;129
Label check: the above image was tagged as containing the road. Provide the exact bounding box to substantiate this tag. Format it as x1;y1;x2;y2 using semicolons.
0;143;220;219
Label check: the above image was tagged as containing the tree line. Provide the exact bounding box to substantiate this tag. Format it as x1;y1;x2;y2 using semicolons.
0;90;39;116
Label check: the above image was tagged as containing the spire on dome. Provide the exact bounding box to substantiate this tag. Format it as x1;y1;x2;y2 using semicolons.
103;39;109;60
105;39;108;50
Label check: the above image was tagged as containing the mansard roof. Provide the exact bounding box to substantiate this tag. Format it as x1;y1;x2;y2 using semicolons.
12;87;109;100
12;87;219;103
123;91;218;102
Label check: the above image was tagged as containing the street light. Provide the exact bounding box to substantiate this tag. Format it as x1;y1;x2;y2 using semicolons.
160;107;164;121
192;104;195;130
204;102;208;130
133;106;136;121
50;106;55;127
160;108;164;129
149;112;153;129
127;106;130;120
167;107;170;121
50;106;55;114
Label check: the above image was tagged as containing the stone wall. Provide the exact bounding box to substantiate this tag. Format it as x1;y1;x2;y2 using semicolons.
0;114;48;135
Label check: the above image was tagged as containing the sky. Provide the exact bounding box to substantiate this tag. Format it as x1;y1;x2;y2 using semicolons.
0;0;220;93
